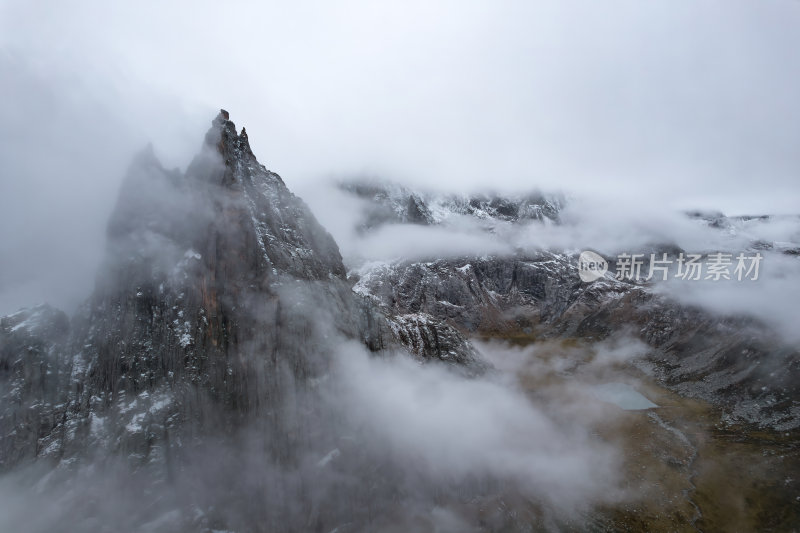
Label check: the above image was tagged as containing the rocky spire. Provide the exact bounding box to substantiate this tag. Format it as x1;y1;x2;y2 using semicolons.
239;126;254;157
0;109;488;533
205;109;252;155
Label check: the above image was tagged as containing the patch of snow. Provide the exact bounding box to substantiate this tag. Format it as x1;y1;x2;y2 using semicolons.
126;412;146;433
149;394;173;413
317;448;341;468
41;439;60;455
119;398;138;414
9;307;45;333
179;332;192;347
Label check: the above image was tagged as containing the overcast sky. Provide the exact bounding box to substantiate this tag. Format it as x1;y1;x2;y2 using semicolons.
1;0;799;313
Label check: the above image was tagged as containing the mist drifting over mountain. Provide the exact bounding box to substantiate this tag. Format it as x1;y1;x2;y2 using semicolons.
1;2;799;531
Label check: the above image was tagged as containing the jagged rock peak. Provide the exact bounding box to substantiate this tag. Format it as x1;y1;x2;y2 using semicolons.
204;108;253;160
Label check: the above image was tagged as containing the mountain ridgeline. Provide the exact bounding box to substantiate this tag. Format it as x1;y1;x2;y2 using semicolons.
1;110;799;532
0;111;487;532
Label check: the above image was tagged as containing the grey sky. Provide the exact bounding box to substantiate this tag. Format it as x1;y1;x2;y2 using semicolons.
1;0;799;313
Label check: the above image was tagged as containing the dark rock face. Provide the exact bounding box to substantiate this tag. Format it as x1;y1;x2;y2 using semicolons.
2;110;798;531
354;253;592;334
387;313;486;371
0;305;69;468
0;111;490;532
70;111;392;458
354;255;800;429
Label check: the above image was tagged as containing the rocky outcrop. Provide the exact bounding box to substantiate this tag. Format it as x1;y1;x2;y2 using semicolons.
0;304;69;468
2;109;798;532
0;111;485;527
353;254;800;429
387;313;487;371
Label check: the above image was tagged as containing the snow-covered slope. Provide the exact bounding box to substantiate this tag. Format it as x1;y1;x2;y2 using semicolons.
339;179;564;231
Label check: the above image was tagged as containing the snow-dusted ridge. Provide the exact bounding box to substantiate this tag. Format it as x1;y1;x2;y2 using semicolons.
339;178;565;231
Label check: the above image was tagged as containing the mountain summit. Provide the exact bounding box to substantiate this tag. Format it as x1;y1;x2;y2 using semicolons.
0;110;484;532
2;110;798;532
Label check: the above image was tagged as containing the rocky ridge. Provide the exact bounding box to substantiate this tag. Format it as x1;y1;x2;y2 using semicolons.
351;251;800;430
0;111;488;532
339;179;564;232
1;110;799;532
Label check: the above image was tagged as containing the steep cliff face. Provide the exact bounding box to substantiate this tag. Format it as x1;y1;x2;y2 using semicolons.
0;112;493;532
0;304;69;468
354;253;800;429
52;112;397;465
3;110;798;532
